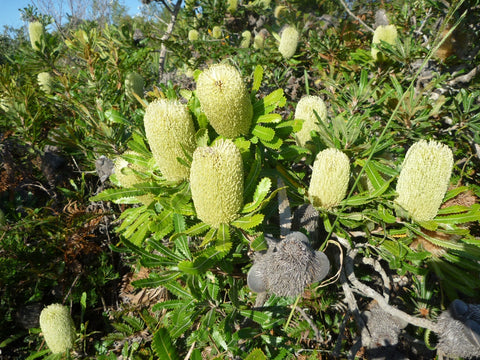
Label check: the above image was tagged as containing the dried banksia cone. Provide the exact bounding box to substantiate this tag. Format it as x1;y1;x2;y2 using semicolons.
114;151;154;205
188;29;199;42
371;24;397;61
144;99;196;182
278;25;299;59
294;95;327;148
196;63;253;138
37;72;52;94
125;72;144;100
395;140;453;222
309;148;350;209
190;139;244;227
39;304;76;354
212;26;222;39
29;21;44;51
247;232;330;297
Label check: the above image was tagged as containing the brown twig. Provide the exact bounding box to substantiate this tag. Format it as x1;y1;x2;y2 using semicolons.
337;0;374;33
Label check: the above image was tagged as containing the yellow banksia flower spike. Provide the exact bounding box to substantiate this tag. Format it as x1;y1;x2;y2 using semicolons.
227;0;238;13
39;304;76;354
190;139;244;227
294;95;327;148
196;63;253;138
125;72;144;100
37;72;52;94
114;151;154;205
395;140;453;222
144;99;196;182
212;26;222;39
188;29;199;42
309;148;350;209
278;25;299;59
371;24;398;61
29;21;45;51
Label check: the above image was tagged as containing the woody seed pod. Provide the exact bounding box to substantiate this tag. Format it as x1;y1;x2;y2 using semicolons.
39;304;76;354
144;99;196;182
309;148;350;209
278;25;299;59
395;140;453;222
190;139;244;227
294;95;327;148
196;63;253;138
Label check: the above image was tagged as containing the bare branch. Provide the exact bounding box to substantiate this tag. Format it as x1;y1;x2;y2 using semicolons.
337;0;374;33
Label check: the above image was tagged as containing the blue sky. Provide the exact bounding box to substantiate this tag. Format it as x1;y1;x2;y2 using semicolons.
1;0;144;30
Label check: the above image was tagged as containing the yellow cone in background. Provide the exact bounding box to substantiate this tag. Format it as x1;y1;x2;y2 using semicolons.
29;21;45;51
371;24;397;61
278;25;299;59
294;95;327;148
39;304;76;354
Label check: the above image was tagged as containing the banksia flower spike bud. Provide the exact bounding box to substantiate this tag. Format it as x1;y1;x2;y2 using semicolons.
247;232;330;297
196;63;253;138
254;32;266;50
144;99;196;182
395;140;453;222
188;29;199;42
371;24;398;61
309;148;350;209
37;72;52;94
240;31;252;48
125;72;144;100
29;21;45;51
212;26;222;39
294;95;327;148
190;139;244;227
278;25;299;59
227;0;238;13
39;304;76;354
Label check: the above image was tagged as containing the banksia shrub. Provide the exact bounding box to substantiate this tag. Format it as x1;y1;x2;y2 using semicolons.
190;139;244;227
144;99;196;182
240;31;251;48
39;304;76;354
371;24;398;61
309;148;350;209
294;95;327;148
37;72;52;94
188;29;199;42
395;140;453;222
196;63;253;138
125;72;144;100
114;151;154;205
278;25;299;59
29;21;44;51
212;26;222;39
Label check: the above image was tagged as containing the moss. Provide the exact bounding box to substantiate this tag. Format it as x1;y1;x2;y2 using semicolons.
39;304;76;354
395;140;453;222
143;99;196;182
190;139;244;227
309;148;350;209
196;63;253;138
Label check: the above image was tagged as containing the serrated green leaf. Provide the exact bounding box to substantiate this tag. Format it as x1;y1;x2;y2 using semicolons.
261;135;283;149
231;213;264;229
262;88;286;112
132;271;181;288
217;223;230;243
250;233;268;251
195;128;209;147
443;186;470;202
245;348;267;360
434;204;480;224
244;147;262;200
364;161;384;190
243;177;272;213
149;209;174;240
105;109;130;125
152;328;179;360
256;113;282;124
252;65;263;92
182;222;210;236
90;187;150;203
152;299;192;311
212;328;229;351
252;124;275;141
173;213;191;260
147;238;185;262
377;204;397;224
200;227;217;247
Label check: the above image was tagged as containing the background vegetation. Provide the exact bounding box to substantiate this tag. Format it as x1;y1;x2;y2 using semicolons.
1;0;479;358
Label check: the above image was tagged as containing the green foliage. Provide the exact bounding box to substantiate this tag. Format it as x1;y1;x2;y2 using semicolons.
1;0;480;358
